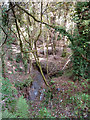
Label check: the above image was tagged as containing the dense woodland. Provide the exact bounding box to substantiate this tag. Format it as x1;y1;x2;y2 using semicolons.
0;1;90;119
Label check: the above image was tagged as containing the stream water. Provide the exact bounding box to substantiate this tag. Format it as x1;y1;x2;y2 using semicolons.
28;68;45;101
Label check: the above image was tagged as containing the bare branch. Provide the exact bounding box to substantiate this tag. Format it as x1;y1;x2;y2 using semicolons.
6;4;16;12
62;54;72;70
10;2;23;53
0;25;8;47
16;4;53;28
15;4;74;45
81;54;90;63
0;25;7;36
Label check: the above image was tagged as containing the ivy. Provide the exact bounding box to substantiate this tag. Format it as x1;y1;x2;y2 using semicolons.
46;2;90;81
71;2;90;80
1;77;17;111
2;6;8;26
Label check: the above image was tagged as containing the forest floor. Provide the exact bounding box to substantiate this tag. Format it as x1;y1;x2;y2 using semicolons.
5;42;89;118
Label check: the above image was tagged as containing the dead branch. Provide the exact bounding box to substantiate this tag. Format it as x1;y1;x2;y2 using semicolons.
81;54;90;63
0;25;8;47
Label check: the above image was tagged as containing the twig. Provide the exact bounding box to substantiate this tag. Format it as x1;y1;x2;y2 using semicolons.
6;4;16;13
0;97;9;104
62;54;72;70
81;54;90;63
0;25;8;47
15;4;74;45
62;59;71;70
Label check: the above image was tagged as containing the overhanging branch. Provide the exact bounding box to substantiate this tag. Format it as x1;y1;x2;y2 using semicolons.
0;25;8;47
16;4;74;45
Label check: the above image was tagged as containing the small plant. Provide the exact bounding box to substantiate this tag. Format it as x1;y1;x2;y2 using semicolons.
61;51;67;57
50;80;55;85
52;85;56;89
15;96;29;118
1;77;17;111
16;53;23;63
2;109;16;118
52;71;63;78
43;88;53;105
2;96;29;118
69;93;89;117
16;64;24;72
38;107;53;118
15;76;33;90
68;81;74;85
56;71;63;77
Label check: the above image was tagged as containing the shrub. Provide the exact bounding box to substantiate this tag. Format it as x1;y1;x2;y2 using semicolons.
2;96;29;118
38;107;53;118
15;96;29;118
1;77;17;111
15;76;33;90
2;109;16;118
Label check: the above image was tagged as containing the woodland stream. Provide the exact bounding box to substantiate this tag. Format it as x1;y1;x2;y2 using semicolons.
28;67;45;101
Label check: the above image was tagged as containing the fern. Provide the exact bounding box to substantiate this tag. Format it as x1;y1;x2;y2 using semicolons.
38;107;53;118
2;109;16;118
1;77;17;111
2;96;29;118
15;96;29;118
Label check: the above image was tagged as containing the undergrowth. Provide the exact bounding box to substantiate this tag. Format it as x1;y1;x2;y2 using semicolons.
1;77;29;118
2;96;29;118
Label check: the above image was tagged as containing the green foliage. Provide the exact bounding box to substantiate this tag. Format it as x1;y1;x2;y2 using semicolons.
54;26;74;44
70;93;89;117
54;24;89;81
15;96;29;118
81;79;89;89
52;71;63;78
70;93;89;104
2;109;16;118
16;64;24;72
23;52;29;74
43;88;54;105
50;80;55;84
56;70;63;76
1;77;29;118
69;29;89;80
52;23;89;81
71;48;88;81
44;91;51;104
52;2;90;81
38;107;53;118
16;53;23;63
1;77;17;111
2;96;29;118
2;6;8;26
70;2;90;81
47;2;90;81
6;36;15;45
46;24;74;44
61;51;67;57
15;76;33;89
57;35;61;41
16;52;29;74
